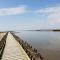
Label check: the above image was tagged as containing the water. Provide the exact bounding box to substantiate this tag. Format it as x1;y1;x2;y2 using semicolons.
16;31;60;60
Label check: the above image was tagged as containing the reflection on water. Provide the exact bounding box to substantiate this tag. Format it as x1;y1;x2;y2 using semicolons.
16;31;60;60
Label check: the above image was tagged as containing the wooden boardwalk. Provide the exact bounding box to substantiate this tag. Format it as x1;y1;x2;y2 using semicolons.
1;32;30;60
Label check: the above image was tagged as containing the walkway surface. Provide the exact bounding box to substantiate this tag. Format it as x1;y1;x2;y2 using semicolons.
2;32;30;60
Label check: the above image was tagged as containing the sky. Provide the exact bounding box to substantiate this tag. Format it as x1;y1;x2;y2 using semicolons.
0;0;60;31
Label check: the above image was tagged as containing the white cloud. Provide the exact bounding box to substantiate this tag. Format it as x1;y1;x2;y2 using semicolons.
0;5;60;29
36;6;60;14
0;6;27;16
36;6;60;25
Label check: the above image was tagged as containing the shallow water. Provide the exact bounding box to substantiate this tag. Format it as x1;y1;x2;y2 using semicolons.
16;31;60;60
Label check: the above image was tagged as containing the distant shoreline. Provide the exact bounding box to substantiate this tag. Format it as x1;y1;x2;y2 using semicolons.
24;29;60;32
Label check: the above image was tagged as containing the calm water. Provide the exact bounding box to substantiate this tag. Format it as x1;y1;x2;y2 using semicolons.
16;31;60;60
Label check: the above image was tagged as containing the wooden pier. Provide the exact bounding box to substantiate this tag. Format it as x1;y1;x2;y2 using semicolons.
0;32;42;60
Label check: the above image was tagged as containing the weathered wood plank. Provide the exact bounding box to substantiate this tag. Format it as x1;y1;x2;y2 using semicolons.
2;32;30;60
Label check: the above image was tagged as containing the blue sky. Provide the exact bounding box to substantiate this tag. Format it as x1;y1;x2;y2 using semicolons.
0;0;60;31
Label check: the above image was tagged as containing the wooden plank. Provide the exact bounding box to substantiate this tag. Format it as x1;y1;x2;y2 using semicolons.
2;32;30;60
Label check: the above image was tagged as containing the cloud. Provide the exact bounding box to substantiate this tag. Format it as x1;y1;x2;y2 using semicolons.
36;6;60;14
0;5;60;29
36;6;60;25
0;5;27;16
